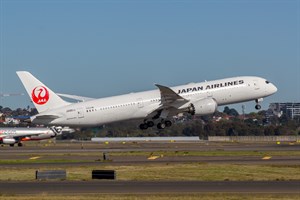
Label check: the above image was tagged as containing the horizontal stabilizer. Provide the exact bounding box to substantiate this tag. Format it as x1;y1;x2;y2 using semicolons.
30;114;61;125
34;115;61;120
57;93;95;102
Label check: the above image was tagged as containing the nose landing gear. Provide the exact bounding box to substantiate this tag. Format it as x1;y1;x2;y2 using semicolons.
255;104;261;110
255;98;263;110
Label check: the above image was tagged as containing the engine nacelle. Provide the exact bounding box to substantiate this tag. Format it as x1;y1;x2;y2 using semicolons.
188;98;218;116
2;138;16;144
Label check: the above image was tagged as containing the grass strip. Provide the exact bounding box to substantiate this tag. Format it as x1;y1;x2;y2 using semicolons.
0;163;299;181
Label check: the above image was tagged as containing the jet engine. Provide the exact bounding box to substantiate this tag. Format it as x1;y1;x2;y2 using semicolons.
2;138;16;144
188;98;218;116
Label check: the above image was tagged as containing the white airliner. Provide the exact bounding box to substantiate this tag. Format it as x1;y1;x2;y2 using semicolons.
0;127;62;147
17;71;277;130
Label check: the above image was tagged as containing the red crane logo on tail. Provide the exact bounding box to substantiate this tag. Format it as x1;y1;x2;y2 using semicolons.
32;86;49;105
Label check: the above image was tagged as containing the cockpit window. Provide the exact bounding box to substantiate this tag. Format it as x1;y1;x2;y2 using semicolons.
265;80;270;84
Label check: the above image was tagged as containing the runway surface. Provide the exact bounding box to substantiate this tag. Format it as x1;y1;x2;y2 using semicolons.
1;141;299;152
0;181;299;194
0;156;299;168
0;141;299;194
0;141;299;167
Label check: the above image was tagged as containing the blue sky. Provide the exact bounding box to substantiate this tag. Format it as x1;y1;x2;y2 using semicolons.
0;0;299;113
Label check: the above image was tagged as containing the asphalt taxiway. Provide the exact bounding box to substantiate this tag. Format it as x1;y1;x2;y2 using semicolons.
0;141;299;167
1;140;299;152
0;181;299;194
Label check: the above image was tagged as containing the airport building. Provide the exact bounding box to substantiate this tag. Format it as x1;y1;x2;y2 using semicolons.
268;103;300;119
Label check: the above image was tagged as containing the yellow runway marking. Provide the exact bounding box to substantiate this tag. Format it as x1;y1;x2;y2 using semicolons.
148;156;160;160
29;156;41;160
262;156;272;160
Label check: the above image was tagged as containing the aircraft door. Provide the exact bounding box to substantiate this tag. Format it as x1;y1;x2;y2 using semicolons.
66;109;77;121
137;98;144;108
77;108;85;118
254;80;260;90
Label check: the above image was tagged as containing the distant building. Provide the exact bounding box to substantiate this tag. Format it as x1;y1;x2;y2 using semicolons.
268;103;300;119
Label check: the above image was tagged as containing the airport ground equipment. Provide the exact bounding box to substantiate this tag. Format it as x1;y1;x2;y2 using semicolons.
36;170;66;180
92;170;116;180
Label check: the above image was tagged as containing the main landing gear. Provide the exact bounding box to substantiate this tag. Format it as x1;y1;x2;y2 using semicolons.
9;143;23;147
139;121;155;130
139;120;172;130
157;120;172;129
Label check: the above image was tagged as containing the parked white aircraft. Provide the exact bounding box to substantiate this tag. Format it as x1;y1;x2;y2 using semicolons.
17;71;277;130
0;126;62;147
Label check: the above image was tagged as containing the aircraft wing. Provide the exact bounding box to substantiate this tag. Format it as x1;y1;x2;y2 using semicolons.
155;84;188;106
142;84;189;120
57;93;95;102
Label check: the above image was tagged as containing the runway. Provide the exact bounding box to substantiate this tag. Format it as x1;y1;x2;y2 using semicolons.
1;141;299;152
0;181;299;194
0;156;299;168
0;141;299;195
0;141;299;167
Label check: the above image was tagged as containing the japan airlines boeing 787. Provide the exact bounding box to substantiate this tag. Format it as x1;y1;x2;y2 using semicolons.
17;71;277;129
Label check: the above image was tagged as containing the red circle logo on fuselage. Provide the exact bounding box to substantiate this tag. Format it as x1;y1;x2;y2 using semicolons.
32;86;49;105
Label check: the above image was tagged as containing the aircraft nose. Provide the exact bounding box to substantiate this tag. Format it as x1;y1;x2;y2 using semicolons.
270;83;278;94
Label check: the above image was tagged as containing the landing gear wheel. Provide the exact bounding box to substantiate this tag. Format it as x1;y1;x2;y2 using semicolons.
255;105;261;110
157;123;166;130
18;143;23;147
139;123;148;130
165;120;172;127
9;144;14;147
147;121;154;127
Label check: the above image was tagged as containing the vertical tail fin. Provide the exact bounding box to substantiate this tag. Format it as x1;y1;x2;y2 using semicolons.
16;71;70;113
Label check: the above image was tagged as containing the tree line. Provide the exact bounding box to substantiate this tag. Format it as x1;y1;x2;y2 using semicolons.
1;106;299;140
61;107;300;140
